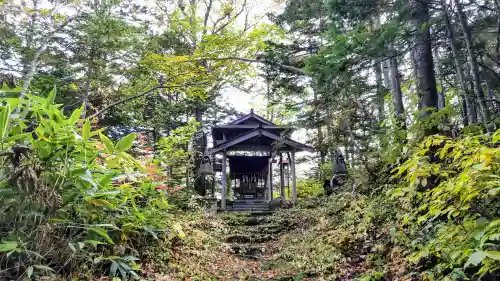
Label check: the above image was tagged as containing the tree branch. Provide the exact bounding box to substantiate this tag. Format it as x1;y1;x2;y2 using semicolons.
188;57;307;76
19;10;81;98
203;0;213;34
88;83;208;119
213;0;247;35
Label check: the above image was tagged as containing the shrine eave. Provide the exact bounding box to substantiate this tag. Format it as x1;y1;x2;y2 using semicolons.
208;128;314;154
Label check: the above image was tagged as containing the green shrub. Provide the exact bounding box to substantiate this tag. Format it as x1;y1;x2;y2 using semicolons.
392;132;500;279
296;179;323;198
0;89;183;280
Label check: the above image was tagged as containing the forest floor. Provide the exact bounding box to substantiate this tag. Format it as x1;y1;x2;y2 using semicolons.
147;210;309;280
144;195;412;281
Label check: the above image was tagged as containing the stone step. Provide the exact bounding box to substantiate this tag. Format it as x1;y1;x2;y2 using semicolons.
232;205;270;208
231;205;270;209
225;234;276;243
233;200;269;205
233;199;269;202
249;210;275;216
232;204;269;208
228;205;271;210
232;207;269;210
230;243;265;259
224;215;268;226
246;224;285;235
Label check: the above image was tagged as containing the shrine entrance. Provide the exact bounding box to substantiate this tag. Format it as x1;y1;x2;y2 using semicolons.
208;109;313;211
228;156;269;200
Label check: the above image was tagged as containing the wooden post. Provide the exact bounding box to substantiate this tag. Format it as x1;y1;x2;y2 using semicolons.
280;152;285;202
221;151;227;210
268;156;273;200
291;150;297;204
211;154;215;196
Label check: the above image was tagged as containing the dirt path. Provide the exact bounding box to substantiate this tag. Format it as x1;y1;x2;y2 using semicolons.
160;211;311;281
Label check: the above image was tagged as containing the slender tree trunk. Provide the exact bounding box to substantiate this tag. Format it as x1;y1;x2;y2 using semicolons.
192;105;206;195
309;35;325;165
388;49;405;128
460;94;469;126
19;48;43;98
454;0;493;130
410;0;439;119
468;80;483;123
266;76;273;121
495;0;500;58
486;80;499;115
432;32;445;109
82;46;96;118
349;139;355;168
442;0;477;124
314;90;325;164
375;61;385;123
409;49;419;82
374;16;385;123
382;60;391;90
326;117;333;159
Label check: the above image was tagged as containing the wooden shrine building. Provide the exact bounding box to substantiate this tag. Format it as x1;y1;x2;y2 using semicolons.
208;110;313;210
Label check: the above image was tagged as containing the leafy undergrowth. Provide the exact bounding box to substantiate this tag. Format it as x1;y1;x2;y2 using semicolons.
262;195;411;281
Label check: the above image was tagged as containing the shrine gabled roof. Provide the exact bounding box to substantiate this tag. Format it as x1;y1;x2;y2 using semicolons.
208;127;314;154
225;109;276;126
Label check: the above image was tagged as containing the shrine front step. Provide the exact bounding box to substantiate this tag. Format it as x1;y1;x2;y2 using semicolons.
232;199;269;204
229;207;271;212
230;201;271;212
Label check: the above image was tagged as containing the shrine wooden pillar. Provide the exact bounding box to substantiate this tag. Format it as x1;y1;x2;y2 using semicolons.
291;149;297;204
267;156;273;200
221;151;227;210
280;152;285;202
211;153;216;196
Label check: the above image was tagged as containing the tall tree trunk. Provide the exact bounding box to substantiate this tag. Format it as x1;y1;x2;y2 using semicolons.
410;0;439;119
374;16;385;124
314;90;326;164
442;0;477;124
382;60;391;90
349;139;355;168
468;80;483;123
192;105;207;195
388;49;405;128
460;94;469;126
432;32;445;109
82;45;96;118
454;0;493;130
326;116;333;160
409;49;419;82
266;75;274;121
486;80;499;115
375;61;385;123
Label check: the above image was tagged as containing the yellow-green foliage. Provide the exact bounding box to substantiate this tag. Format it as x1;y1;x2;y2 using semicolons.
392;131;500;279
296;179;323;198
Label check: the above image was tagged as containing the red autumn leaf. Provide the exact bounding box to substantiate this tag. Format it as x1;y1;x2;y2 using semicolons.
155;184;169;191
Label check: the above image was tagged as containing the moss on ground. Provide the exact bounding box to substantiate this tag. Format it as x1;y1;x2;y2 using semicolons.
144;193;414;281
